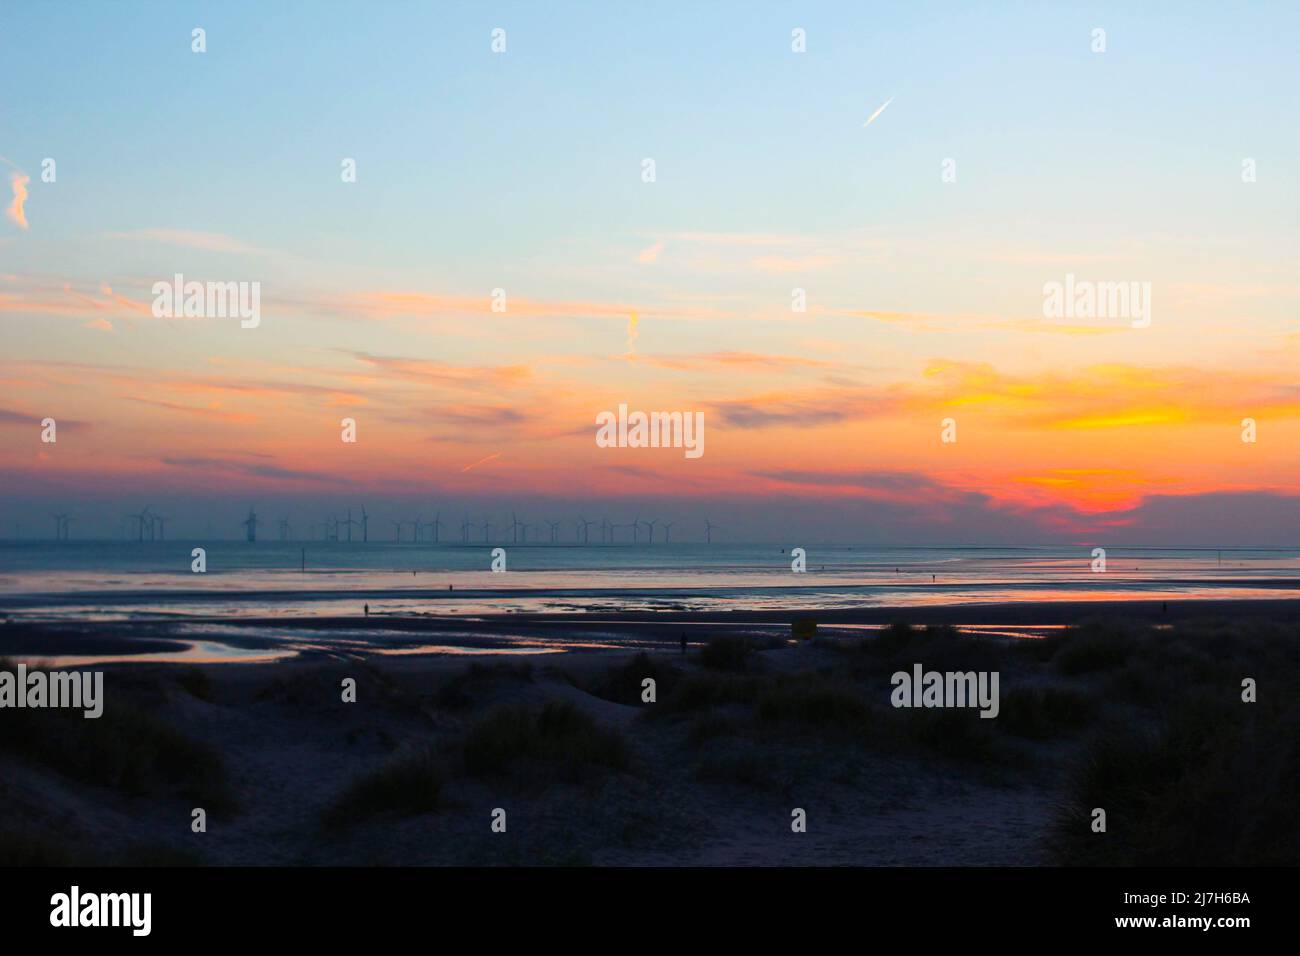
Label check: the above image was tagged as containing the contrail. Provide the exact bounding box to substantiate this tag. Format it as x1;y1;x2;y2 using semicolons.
863;96;894;128
461;451;502;473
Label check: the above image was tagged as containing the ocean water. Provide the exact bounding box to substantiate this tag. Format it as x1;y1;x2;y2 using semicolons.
2;541;1298;621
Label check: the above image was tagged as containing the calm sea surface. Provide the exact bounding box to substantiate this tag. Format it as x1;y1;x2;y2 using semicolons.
2;541;1298;621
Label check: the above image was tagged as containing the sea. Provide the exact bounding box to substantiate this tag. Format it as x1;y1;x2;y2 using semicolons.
3;540;1298;622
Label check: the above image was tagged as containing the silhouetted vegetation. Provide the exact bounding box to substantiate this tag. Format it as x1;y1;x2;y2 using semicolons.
321;746;443;830
699;635;761;672
462;700;629;785
434;660;534;711
572;652;682;706
0;662;236;815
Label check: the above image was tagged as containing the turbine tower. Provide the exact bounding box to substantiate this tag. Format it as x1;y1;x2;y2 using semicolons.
242;508;260;542
127;509;150;542
705;519;717;544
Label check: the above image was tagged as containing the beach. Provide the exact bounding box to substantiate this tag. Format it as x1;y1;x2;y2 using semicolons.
3;589;1298;866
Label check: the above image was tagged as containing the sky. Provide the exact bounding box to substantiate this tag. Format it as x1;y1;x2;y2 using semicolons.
2;1;1298;544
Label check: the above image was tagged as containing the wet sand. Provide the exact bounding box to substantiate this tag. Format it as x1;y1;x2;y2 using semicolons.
5;596;1300;661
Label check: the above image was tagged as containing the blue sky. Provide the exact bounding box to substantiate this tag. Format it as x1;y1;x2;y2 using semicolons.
2;2;1299;543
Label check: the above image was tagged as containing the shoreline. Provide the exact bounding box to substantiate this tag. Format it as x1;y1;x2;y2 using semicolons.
3;596;1300;661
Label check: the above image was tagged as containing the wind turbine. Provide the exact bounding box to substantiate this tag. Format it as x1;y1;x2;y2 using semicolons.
577;517;596;544
546;520;560;544
344;507;355;543
359;506;369;543
429;511;443;544
460;515;472;544
629;513;641;544
600;517;612;544
391;519;403;542
481;518;495;542
278;518;291;541
662;521;674;543
128;508;153;541
409;515;423;542
52;513;70;541
642;518;657;543
508;512;523;544
705;519;717;544
242;508;260;542
153;515;169;540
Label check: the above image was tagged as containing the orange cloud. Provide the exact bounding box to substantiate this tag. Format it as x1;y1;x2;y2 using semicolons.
6;172;29;229
103;228;268;254
637;241;664;263
635;351;841;374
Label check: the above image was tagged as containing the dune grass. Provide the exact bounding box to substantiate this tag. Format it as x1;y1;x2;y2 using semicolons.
699;635;761;672
1049;621;1300;865
859;622;1002;675
434;661;534;711
1051;701;1300;864
462;699;630;785
651;672;767;717
571;652;682;706
1050;622;1135;675
755;676;872;731
0;829;75;866
321;746;443;830
996;686;1097;740
0;664;237;815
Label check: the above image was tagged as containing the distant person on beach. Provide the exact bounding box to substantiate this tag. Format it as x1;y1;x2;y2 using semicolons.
364;603;369;617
